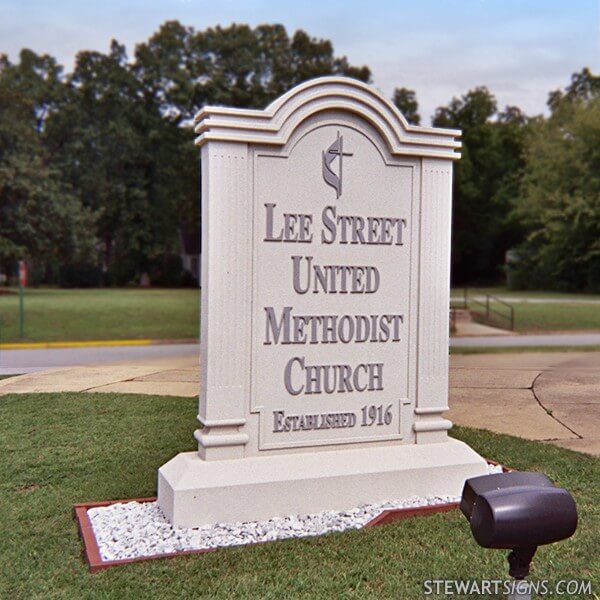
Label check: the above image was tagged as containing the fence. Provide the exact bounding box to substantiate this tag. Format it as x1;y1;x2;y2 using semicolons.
467;288;515;331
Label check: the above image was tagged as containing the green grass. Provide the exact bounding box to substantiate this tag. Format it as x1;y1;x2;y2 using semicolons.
451;286;600;301
1;286;598;343
476;301;600;332
451;287;600;332
511;303;600;332
0;288;199;343
0;392;597;599
450;345;600;354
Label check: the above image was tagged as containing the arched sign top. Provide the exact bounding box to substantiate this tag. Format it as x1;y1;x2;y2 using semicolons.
159;74;486;530
194;76;461;160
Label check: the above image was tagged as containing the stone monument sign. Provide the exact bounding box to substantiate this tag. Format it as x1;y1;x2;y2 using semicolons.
158;77;487;527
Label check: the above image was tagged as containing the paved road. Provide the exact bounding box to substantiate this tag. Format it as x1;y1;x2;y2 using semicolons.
0;343;200;375
450;333;600;347
3;333;600;375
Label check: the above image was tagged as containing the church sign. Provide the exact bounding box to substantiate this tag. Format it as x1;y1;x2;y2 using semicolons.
158;77;487;528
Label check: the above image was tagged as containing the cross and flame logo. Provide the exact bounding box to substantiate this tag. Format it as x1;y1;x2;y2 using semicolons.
322;131;353;199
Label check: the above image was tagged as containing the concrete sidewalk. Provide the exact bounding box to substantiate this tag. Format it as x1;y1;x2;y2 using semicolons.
449;352;600;456
1;351;599;457
0;354;199;396
453;319;514;337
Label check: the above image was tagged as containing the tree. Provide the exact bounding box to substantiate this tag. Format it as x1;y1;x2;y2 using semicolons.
0;52;95;279
547;67;600;112
512;78;600;291
392;87;420;125
2;23;372;285
133;22;371;123
129;22;370;281
0;49;66;133
47;40;197;284
433;88;530;284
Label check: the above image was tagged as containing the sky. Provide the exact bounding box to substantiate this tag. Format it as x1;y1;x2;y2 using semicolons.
1;0;599;122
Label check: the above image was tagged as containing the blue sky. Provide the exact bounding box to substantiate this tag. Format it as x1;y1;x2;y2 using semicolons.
1;0;598;121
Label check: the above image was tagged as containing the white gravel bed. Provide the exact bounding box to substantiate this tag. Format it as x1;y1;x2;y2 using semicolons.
88;463;504;562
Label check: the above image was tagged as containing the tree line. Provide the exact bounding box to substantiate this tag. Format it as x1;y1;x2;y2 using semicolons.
432;68;600;290
0;21;598;290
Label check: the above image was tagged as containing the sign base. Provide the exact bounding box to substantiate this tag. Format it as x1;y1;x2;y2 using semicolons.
158;438;487;528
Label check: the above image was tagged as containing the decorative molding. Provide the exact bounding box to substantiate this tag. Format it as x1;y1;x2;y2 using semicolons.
194;430;250;448
195;77;461;160
413;419;453;433
197;415;247;428
414;406;449;415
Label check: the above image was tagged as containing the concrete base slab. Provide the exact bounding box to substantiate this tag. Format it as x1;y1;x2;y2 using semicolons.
158;438;487;528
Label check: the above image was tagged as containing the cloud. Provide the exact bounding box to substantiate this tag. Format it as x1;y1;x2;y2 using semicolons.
1;0;598;121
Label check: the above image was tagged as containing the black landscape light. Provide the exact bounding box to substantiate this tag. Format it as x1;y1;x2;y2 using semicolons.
460;471;577;597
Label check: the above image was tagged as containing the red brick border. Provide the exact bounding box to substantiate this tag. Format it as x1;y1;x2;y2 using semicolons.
74;461;511;572
74;498;464;573
364;501;460;527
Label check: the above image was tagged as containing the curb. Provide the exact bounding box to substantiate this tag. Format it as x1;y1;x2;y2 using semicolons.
0;339;199;350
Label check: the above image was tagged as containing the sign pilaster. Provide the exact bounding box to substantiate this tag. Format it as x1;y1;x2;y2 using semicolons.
195;141;252;459
413;158;454;443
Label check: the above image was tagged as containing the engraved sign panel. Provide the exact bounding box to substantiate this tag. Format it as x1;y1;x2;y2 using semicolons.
251;119;416;449
158;78;487;530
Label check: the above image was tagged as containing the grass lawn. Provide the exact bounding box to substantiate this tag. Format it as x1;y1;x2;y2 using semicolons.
476;301;600;332
451;286;600;301
0;288;199;343
0;392;597;599
450;345;600;355
1;286;598;343
451;287;600;332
